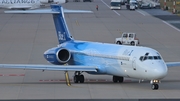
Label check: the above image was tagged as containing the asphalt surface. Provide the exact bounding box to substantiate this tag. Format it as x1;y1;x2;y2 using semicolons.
0;0;180;99
142;9;180;29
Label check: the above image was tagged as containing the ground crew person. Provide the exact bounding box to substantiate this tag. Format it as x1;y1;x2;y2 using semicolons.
96;5;98;11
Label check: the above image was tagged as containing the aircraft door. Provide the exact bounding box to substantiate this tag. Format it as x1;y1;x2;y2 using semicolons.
132;57;136;70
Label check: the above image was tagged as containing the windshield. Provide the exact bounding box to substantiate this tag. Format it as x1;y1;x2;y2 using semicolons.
139;56;162;61
111;2;121;6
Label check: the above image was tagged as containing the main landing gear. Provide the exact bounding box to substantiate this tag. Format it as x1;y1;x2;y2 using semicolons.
150;80;160;90
74;71;84;83
113;76;124;83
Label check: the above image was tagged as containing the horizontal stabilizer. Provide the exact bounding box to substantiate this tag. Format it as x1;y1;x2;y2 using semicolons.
4;8;93;14
0;64;97;72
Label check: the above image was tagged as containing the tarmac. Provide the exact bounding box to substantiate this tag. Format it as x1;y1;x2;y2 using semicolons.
0;0;180;99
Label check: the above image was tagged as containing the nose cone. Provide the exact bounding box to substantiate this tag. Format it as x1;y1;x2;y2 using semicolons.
153;65;168;79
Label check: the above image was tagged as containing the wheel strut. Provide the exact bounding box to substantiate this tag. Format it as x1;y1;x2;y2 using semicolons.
65;71;71;86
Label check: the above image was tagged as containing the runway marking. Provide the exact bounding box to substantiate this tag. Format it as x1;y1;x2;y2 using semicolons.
136;10;150;16
101;0;121;16
162;21;180;32
0;74;25;76
39;79;132;82
75;20;79;26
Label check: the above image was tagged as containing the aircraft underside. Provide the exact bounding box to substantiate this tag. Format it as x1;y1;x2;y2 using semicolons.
64;71;160;90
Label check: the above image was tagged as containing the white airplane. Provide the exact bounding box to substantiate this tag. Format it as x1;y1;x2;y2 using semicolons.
1;5;180;90
0;0;67;10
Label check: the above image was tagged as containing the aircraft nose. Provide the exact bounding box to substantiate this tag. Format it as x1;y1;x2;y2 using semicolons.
153;65;167;79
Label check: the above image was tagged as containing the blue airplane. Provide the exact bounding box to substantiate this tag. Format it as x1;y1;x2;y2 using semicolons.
1;4;180;90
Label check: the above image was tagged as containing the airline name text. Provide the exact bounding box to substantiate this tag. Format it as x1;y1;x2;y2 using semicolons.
1;0;36;4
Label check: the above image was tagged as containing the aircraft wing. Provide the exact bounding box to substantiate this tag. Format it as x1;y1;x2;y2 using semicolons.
166;62;180;68
4;8;93;14
0;64;97;72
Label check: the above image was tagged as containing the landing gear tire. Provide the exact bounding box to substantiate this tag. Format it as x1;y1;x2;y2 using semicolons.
113;76;118;83
151;84;159;90
74;75;79;83
113;76;124;83
79;75;84;83
74;71;85;83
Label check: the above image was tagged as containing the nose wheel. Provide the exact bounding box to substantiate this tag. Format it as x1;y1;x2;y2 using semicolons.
150;80;160;90
151;84;159;90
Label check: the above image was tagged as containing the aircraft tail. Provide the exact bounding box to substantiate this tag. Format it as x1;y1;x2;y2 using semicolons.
4;5;93;44
51;5;72;44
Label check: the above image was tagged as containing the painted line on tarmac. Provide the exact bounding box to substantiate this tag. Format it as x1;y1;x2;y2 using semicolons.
162;20;180;32
101;0;121;16
0;74;25;76
39;79;132;82
136;10;149;16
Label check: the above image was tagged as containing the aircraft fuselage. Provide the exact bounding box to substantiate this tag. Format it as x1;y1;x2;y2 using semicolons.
44;40;168;81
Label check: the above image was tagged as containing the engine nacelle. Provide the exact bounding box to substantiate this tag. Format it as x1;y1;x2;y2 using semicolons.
40;0;66;4
44;47;71;65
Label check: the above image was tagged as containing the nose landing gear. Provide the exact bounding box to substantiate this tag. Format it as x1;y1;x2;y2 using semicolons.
151;84;159;90
150;80;160;90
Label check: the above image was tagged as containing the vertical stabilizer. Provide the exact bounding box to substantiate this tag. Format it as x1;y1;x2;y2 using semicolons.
4;4;93;44
51;5;73;44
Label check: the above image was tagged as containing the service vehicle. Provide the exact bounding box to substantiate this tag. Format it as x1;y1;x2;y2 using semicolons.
129;3;136;10
110;0;121;10
115;32;139;45
139;1;152;9
126;0;138;10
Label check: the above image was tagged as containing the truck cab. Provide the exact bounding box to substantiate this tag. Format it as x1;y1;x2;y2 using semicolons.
115;32;139;45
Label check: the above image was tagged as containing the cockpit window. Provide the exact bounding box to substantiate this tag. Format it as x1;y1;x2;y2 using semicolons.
140;56;143;61
144;56;147;60
139;55;162;61
148;56;153;59
158;56;161;59
154;56;158;60
145;53;149;56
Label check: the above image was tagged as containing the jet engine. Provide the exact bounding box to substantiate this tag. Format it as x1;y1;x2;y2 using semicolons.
44;48;71;65
40;0;66;4
56;48;71;64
